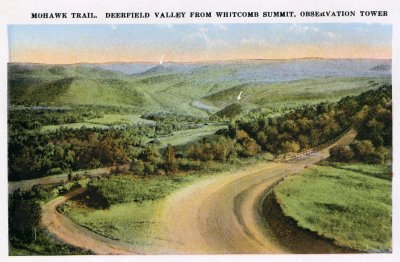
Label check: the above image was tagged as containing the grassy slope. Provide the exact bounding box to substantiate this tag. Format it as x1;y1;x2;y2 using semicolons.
203;77;388;111
86;114;156;126
63;173;219;249
274;164;391;252
156;125;226;148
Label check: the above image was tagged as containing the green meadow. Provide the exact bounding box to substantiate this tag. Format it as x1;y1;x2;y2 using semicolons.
274;164;392;252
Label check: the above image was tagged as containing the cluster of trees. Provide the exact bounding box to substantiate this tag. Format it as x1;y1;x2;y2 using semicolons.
328;85;391;164
233;85;391;158
9;107;104;133
142;112;206;136
330;141;390;164
9;128;146;180
131;144;179;176
235;102;345;155
9;190;41;241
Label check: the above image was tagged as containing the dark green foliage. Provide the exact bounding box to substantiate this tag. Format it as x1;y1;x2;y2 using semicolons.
349;140;389;164
8;107;103;134
8;128;142;181
329;145;354;162
163;144;178;175
69;187;110;209
215;103;243;118
235;85;391;156
189;136;237;162
9;191;41;241
9;230;93;255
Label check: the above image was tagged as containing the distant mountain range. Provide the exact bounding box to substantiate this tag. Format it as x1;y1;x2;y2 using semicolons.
8;59;391;117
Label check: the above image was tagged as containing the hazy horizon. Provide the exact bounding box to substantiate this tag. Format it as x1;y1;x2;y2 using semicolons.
9;23;392;64
9;57;393;66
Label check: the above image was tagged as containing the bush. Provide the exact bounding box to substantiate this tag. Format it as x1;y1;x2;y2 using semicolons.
240;137;261;157
329;145;354;162
350;140;387;164
130;160;145;176
281;141;300;155
47;167;63;176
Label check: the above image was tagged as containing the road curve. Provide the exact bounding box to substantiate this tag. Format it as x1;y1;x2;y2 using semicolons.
41;130;356;254
159;130;356;254
41;188;137;255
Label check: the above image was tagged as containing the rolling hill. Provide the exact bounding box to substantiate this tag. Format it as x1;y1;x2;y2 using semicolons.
8;59;391;117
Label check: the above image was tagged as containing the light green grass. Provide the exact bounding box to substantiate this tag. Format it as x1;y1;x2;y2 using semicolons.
40;122;108;132
274;164;392;252
157;125;227;148
64;173;217;249
63;156;276;250
63;200;163;248
330;162;392;181
86;114;156;126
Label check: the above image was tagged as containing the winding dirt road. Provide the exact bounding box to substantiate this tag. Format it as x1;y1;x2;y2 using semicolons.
41;188;137;255
41;130;356;254
159;130;356;254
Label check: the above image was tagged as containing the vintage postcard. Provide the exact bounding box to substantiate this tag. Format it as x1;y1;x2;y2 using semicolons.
0;0;399;261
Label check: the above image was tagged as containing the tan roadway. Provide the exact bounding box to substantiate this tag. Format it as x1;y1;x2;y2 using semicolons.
41;130;356;254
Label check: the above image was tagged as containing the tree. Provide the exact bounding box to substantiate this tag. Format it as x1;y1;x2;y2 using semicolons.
240;137;261;157
163;144;177;175
235;129;249;141
329;145;354;162
139;145;161;163
9;193;41;241
350;140;385;164
281;141;300;156
130;160;145;176
350;140;375;161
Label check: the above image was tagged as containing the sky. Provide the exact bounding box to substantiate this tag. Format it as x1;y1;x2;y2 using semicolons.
8;23;392;64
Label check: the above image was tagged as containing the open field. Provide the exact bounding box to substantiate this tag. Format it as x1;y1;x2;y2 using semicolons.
156;124;227;148
274;164;392;252
40;122;108;132
86;114;156;126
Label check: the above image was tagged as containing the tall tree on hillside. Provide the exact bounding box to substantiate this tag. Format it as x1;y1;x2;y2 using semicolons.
164;144;177;175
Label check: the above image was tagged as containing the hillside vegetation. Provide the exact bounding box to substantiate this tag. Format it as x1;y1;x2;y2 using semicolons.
9;62;390;118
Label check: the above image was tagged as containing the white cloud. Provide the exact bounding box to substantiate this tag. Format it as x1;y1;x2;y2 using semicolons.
324;32;339;39
184;27;228;48
158;24;174;29
240;37;275;47
215;24;228;31
289;24;320;34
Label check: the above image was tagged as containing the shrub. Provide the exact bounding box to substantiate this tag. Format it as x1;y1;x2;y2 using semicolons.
47;167;63;176
130;160;145;176
281;141;300;155
329;145;354;162
240;137;261;157
350;140;387;164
